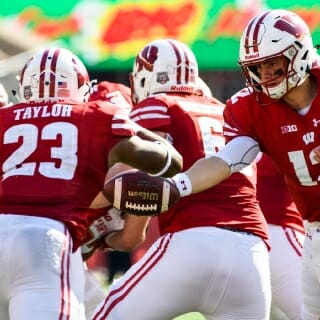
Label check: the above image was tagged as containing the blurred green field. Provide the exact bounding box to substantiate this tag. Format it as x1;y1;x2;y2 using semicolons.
173;313;204;320
171;308;288;319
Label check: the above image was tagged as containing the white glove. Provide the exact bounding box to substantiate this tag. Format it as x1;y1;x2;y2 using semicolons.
81;207;125;260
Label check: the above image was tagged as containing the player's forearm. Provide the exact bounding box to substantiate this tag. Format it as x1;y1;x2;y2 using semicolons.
100;212;151;252
103;231;141;252
173;156;231;196
174;136;260;196
186;156;231;193
90;191;111;208
103;218;149;252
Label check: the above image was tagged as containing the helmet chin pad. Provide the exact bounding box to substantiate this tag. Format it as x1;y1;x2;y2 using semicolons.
262;78;289;99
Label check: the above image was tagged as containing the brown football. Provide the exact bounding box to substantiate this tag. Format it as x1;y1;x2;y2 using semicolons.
102;170;180;216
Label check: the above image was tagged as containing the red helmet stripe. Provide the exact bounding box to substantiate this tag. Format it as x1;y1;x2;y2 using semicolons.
183;50;190;83
252;11;270;52
39;49;50;98
49;48;60;97
168;40;183;84
244;17;256;54
274;15;305;37
245;11;270;54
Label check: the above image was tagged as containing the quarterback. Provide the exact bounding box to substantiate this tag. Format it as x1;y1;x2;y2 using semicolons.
173;9;320;320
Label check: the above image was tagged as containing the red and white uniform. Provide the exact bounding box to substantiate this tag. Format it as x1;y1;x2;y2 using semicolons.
257;153;304;319
0;99;136;320
89;81;132;108
93;93;271;320
224;67;320;319
224;72;320;223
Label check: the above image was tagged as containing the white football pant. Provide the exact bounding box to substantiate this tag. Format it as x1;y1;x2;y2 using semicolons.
0;214;85;320
92;226;271;320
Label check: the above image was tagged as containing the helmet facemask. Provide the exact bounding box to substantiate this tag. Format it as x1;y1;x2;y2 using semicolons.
240;52;304;99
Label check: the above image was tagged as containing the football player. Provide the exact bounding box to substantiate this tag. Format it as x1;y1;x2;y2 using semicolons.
0;47;182;320
171;9;320;320
91;39;271;320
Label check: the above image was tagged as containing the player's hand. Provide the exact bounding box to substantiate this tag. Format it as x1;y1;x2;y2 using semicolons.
312;146;320;163
81;206;125;260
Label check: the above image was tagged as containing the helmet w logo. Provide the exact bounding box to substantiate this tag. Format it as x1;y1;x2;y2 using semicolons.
274;15;306;39
136;46;159;72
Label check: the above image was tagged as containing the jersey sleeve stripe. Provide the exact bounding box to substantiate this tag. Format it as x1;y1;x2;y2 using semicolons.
131;113;170;122
223;122;240;137
130;105;168;117
111;116;140;136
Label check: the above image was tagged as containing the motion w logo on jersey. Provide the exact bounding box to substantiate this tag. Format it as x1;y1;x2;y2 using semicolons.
303;132;315;145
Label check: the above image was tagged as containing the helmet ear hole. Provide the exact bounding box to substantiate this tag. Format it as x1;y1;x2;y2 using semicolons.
140;78;145;88
301;50;308;62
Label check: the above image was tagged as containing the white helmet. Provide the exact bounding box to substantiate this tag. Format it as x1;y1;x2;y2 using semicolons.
0;83;9;107
18;47;91;103
131;38;198;104
239;9;314;99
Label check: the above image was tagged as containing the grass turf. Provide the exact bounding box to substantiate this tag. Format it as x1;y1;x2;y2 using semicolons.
173;313;204;319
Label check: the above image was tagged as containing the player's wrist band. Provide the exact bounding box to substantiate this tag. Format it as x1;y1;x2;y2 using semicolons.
172;173;192;197
149;142;172;177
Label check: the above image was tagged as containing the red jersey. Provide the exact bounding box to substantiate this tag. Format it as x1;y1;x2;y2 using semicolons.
89;81;132;109
0;100;136;250
256;153;304;233
224;68;320;222
130;93;269;246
